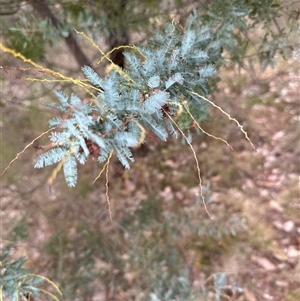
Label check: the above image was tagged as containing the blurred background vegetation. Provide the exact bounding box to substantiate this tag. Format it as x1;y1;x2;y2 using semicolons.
0;0;299;300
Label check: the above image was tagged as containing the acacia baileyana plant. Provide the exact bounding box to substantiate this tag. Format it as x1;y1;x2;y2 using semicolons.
1;12;254;196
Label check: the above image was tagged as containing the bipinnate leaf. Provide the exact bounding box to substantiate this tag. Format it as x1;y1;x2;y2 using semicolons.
34;148;67;168
143;91;169;114
63;155;77;187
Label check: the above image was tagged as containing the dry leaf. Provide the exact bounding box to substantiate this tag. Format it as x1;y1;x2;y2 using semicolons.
243;287;257;301
269;200;284;212
251;255;276;271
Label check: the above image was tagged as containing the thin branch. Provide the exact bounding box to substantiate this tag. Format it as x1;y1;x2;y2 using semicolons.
1;129;53;177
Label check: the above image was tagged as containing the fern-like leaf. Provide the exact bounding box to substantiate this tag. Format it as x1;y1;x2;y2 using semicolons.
143;91;169;114
114;131;139;147
166;121;178;139
112;143;133;169
54;91;69;108
44;101;68;112
49;131;71;144
48;116;63;128
82;65;104;88
34;148;67;168
147;75;160;88
181;30;196;57
140;116;168;141
70;93;83;108
165;73;184;89
199;64;217;78
63;155;77;187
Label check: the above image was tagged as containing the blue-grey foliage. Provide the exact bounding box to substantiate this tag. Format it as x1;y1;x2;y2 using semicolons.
35;12;221;187
0;245;55;300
